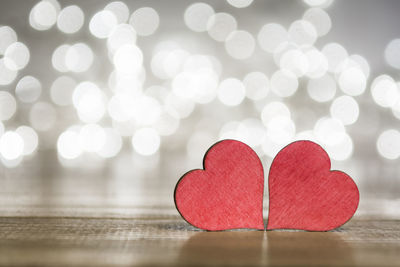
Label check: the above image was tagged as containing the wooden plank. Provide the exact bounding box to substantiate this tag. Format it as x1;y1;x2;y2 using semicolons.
0;216;399;266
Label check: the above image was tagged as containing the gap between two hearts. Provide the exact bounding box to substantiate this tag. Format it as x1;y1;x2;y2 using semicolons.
174;139;359;231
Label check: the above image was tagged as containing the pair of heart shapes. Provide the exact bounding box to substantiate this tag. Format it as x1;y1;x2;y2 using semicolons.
174;140;359;231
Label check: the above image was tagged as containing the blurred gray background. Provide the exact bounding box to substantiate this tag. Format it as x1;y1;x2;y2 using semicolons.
1;0;400;218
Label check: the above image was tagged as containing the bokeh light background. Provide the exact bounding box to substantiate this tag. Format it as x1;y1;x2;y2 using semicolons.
1;0;400;218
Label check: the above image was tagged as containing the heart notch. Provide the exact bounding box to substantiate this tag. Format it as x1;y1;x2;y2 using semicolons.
174;139;359;232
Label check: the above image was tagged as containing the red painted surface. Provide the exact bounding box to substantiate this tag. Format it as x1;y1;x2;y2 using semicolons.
267;140;359;231
174;139;264;231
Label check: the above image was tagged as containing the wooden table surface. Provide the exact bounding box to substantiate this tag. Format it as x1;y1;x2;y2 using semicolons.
1;211;400;266
1;166;400;266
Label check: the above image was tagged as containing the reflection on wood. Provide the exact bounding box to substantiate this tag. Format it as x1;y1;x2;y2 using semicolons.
267;231;353;266
0;215;399;266
179;231;265;265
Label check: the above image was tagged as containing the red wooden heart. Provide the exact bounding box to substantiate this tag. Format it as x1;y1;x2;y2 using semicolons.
266;140;359;231
174;139;264;231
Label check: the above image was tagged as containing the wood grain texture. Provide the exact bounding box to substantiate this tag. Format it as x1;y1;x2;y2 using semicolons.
174;140;264;231
267;140;359;231
1;215;400;266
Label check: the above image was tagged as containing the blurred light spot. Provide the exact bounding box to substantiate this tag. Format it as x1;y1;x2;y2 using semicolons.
338;67;366;96
0;131;23;160
4;42;30;71
183;54;215;72
29;0;58;31
151;50;171;79
273;42;297;66
225;30;255;59
314;117;345;146
377;129;400;160
146;85;169;102
107;24;137;55
1;156;23;168
280;49;309;77
112;119;136;137
73;82;105;123
97;127;122;158
217;78;245;106
132;128;160;156
130;7;159;36
237;118;266;147
322;43;348;72
52;44;70;72
173;67;219;104
151;40;180;76
243;71;269;100
227;0;254;8
384;39;400;70
330;95;359;125
172;71;201;99
219;121;240;140
163;49;190;78
29;102;57;131
105;1;129;24
57;5;84;34
0;91;17;121
350;54;370;78
16;126;38;155
195;69;219;104
270;70;298;97
261;135;285;158
184;2;214;32
207;12;237;42
335;57;367;78
89;10;118;39
113;44;143;74
79;124;106;153
15;76;42;103
307;74;336;102
305;48;328;78
57;129;82;159
0;59;17;85
132;96;162;126
261;101;291;126
165;93;195;119
258;23;287;53
50;76;76;106
303;0;334;8
108;93;134;122
391;83;400;120
266;116;296;144
323;132;353;161
153;109;180;136
109;70;144;93
392;106;400;120
152;48;189;80
65;43;94;72
0;26;17;55
371;74;399;108
303;8;331;36
288;20;317;47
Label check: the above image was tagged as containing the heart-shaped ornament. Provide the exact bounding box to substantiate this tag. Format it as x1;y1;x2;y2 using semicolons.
267;140;359;231
174;139;264;231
